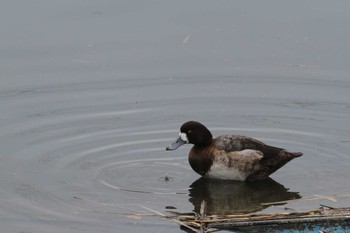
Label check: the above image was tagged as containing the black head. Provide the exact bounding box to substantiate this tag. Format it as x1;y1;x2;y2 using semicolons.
180;121;213;147
166;121;213;151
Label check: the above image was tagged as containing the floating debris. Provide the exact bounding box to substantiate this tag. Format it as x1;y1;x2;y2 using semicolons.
140;202;350;232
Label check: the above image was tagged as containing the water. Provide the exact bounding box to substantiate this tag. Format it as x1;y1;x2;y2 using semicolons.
1;1;350;232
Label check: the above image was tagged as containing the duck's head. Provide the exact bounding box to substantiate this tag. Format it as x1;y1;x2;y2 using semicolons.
166;121;213;150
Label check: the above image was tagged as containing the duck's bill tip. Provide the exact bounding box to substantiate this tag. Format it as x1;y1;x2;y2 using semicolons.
165;146;174;151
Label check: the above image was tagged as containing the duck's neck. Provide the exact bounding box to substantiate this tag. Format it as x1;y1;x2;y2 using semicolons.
188;144;215;176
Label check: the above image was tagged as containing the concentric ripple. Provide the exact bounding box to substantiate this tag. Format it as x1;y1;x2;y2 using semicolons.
1;76;350;232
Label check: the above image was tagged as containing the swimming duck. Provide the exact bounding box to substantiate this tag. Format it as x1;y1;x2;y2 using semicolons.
166;121;303;181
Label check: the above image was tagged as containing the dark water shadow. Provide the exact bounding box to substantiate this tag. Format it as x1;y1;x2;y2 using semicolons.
188;177;301;215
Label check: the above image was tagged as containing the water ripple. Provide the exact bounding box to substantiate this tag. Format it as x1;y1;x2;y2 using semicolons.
1;77;350;232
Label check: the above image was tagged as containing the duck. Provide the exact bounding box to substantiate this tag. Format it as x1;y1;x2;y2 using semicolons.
166;121;303;181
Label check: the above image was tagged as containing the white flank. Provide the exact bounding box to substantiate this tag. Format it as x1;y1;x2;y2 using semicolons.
207;162;248;181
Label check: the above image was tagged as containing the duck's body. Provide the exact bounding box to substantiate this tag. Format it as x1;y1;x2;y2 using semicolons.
166;121;303;181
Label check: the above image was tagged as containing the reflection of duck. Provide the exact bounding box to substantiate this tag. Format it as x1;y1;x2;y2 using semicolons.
189;177;301;215
166;121;303;181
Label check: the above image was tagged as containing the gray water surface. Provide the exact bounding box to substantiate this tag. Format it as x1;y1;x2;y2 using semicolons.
1;1;350;233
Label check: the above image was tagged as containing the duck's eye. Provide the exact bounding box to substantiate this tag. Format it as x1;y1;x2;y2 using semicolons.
188;130;192;134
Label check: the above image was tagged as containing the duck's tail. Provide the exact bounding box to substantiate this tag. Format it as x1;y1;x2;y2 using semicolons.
247;150;303;181
265;150;303;176
286;151;303;158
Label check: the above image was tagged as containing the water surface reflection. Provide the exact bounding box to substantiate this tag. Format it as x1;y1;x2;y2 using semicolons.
189;177;301;215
